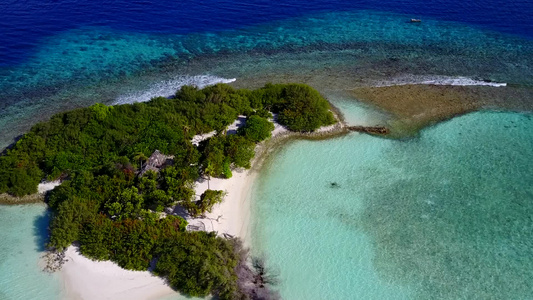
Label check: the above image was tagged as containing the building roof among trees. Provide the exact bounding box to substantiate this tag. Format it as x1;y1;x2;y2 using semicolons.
140;150;173;176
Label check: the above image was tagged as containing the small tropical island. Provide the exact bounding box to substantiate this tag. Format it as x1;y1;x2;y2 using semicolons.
0;83;339;299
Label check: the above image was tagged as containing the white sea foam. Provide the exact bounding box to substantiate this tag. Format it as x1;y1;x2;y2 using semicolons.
114;75;236;104
373;75;507;87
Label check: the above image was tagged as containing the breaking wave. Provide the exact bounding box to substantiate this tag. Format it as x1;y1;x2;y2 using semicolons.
114;75;236;104
373;75;507;87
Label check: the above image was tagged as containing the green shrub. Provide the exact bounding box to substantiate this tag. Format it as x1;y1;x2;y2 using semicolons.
276;84;336;131
154;232;239;300
238;115;274;142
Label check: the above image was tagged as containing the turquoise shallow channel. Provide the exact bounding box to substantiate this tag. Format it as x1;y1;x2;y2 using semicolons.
251;110;533;299
0;205;62;300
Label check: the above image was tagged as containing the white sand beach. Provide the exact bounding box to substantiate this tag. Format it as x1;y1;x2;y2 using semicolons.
184;167;257;244
61;246;176;300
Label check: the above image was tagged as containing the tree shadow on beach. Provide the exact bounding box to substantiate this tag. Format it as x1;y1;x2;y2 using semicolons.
226;116;247;135
169;205;190;220
32;208;51;252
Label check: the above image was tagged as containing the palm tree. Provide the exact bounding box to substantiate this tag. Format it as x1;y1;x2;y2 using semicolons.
134;152;148;170
204;162;216;190
183;125;191;136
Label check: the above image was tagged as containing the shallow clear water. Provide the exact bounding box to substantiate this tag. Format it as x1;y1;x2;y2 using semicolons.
251;111;533;299
0;205;61;300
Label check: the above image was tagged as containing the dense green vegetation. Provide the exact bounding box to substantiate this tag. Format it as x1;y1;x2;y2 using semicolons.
200;134;256;179
238;115;275;143
252;83;336;131
0;83;335;299
154;231;241;298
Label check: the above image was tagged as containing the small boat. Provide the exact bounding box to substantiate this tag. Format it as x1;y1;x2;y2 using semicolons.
410;19;422;23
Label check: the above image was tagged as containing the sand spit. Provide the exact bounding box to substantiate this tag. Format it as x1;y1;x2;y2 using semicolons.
38;180;62;194
0;180;61;205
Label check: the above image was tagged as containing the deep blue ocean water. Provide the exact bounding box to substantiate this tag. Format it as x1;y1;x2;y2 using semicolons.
2;0;532;67
1;1;533;299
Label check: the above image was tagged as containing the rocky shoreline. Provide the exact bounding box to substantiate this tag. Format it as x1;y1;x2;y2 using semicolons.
41;249;67;273
347;125;390;135
0;193;45;205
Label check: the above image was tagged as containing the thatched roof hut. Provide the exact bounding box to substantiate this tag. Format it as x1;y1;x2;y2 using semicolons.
139;150;173;176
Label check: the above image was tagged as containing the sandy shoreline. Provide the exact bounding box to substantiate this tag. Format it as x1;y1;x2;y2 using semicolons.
61;246;176;300
185;168;257;244
0;180;62;205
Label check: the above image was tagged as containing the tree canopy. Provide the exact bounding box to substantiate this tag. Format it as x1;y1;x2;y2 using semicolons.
238;115;275;143
252;83;336;132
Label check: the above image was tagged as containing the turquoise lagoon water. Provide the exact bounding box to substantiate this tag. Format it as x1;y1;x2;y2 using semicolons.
0;205;62;300
251;111;533;299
